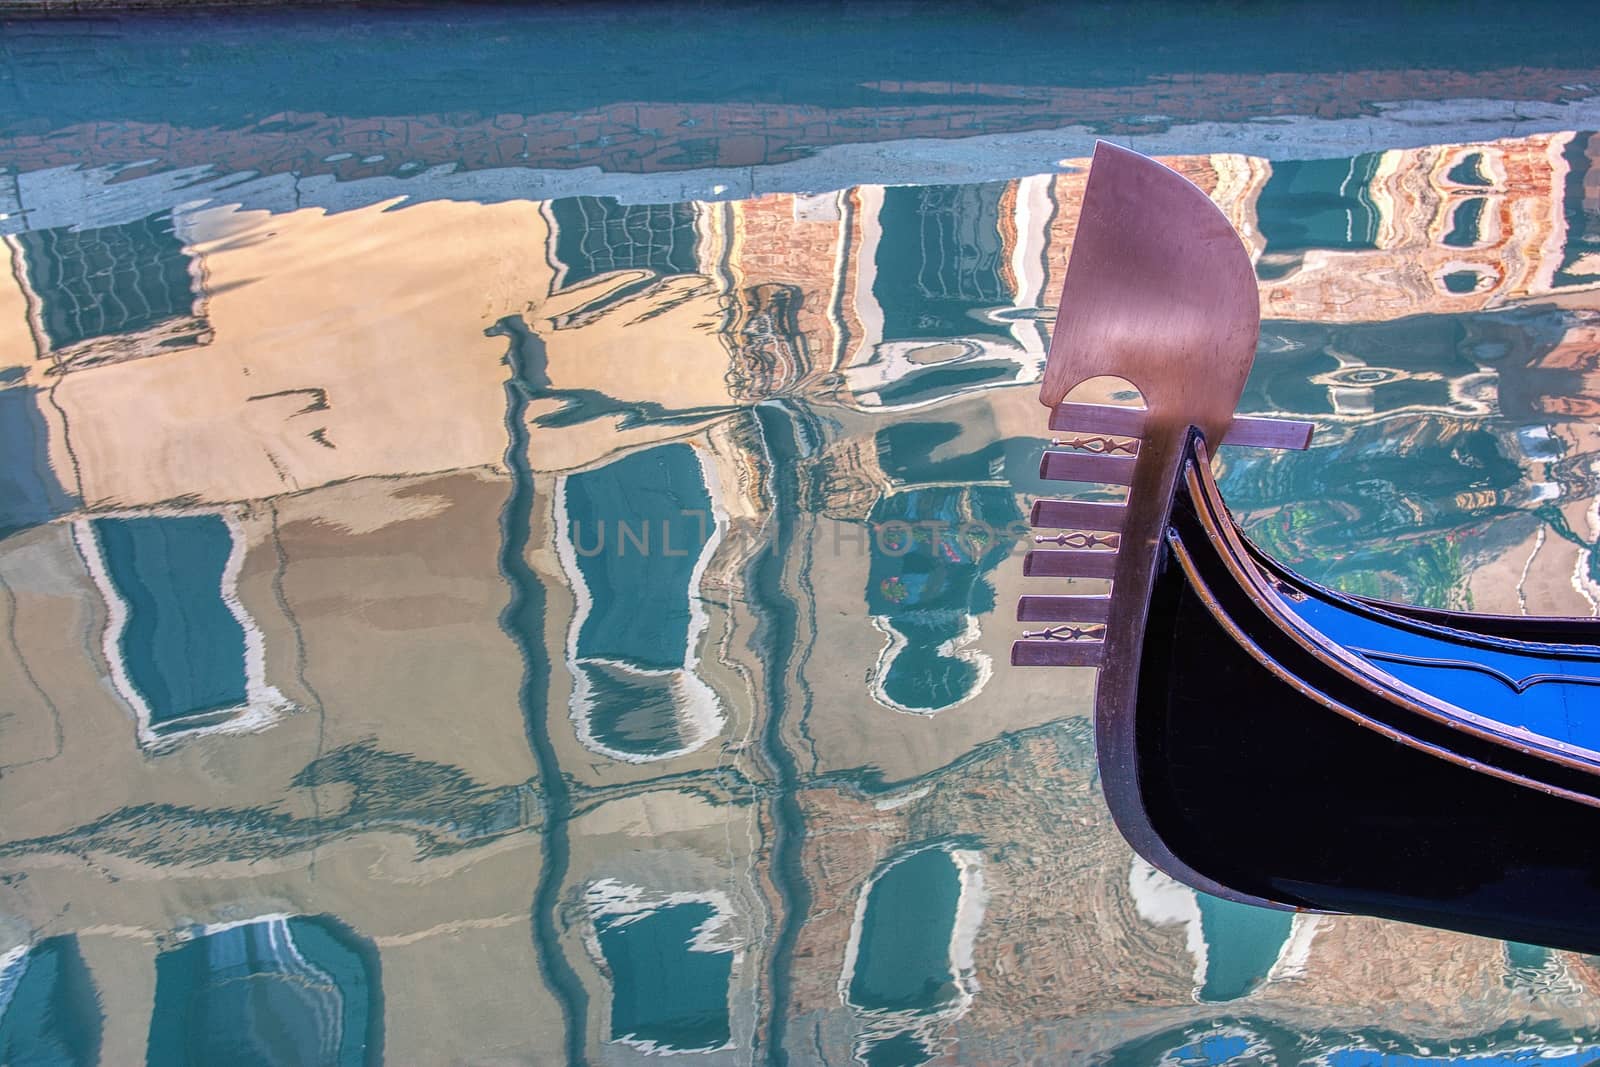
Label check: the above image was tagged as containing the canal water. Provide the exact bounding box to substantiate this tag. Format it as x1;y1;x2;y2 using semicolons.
3;4;1600;1064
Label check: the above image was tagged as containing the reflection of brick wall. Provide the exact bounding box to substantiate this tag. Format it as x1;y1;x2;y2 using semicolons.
730;193;845;376
1262;135;1575;322
928;733;1200;1027
784;729;1198;1050
6;67;1600;181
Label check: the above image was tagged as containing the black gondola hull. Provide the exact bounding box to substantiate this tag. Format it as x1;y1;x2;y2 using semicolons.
1131;451;1600;954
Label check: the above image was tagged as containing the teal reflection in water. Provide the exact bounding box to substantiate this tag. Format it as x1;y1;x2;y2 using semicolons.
865;486;1018;713
857;1029;933;1067
0;937;102;1067
1506;941;1551;971
0;387;78;534
876;421;1052;497
1194;894;1294;1002
15;213;201;353
848;848;961;1013
558;442;721;759
594;900;733;1054
875;184;1012;345
86;515;248;729
562;443;712;670
1106;1018;1600;1067
1255;153;1383;280
548;198;701;289
146;915;381;1067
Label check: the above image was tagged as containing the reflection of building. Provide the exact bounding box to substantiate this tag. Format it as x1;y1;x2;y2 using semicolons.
7;127;1600;1065
73;510;293;748
147;913;381;1066
1259;134;1598;322
0;468;566;1062
6;212;212;374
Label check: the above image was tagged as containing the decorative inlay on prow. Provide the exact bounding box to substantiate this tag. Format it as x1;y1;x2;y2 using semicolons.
1013;400;1139;668
1034;531;1119;549
1051;434;1138;456
1015;394;1315;668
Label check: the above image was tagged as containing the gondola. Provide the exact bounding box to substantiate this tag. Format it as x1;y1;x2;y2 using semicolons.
1014;142;1600;954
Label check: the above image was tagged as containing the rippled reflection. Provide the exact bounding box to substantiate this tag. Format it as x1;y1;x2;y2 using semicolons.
6;9;1600;1063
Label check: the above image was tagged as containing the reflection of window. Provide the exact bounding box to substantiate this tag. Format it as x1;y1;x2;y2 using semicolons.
147;915;381;1067
865;485;1018;714
1443;197;1486;248
10;211;210;372
0;936;101;1066
874;183;1013;342
1128;858;1295;1005
73;512;290;746
555;443;725;762
1446;152;1493;187
585;880;735;1055
1555;132;1600;287
1256;153;1384;262
547;197;699;290
1442;269;1485;294
841;846;984;1066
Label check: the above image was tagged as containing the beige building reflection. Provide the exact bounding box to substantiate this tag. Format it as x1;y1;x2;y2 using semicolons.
3;130;1600;1061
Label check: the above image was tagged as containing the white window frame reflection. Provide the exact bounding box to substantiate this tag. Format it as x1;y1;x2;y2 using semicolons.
72;507;292;749
582;878;742;1057
552;445;728;763
837;843;987;1065
840;176;1051;412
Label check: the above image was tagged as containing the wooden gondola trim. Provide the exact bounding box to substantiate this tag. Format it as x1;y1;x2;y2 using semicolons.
1029;500;1126;531
1011;637;1105;667
1023;549;1120;579
1048;403;1148;435
1017;593;1113;623
1039;450;1137;485
1221;415;1315;451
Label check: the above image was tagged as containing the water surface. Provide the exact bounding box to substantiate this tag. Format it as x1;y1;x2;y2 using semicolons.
4;5;1600;1064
